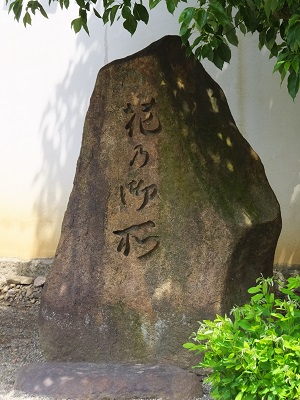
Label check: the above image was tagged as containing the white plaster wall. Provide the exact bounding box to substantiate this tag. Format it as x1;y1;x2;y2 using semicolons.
205;36;300;267
0;4;299;265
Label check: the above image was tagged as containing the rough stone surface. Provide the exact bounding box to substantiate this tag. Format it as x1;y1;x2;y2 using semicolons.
39;35;281;366
15;362;202;400
0;258;52;277
34;276;47;288
6;275;33;285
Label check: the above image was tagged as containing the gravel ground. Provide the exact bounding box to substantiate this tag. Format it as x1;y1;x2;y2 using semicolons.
0;303;49;400
0;302;212;400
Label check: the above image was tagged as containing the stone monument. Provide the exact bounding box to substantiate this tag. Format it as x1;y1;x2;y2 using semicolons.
39;35;281;368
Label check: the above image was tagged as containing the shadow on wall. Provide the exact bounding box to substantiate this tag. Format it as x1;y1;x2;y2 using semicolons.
32;17;106;256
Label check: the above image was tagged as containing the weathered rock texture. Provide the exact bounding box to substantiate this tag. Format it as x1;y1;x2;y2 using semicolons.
15;362;202;399
39;35;281;367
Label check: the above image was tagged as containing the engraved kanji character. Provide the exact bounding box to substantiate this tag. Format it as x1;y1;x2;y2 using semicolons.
113;221;159;259
140;98;162;135
130;144;149;168
120;179;158;210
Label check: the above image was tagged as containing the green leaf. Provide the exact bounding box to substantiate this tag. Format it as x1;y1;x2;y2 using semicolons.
235;392;243;400
110;4;120;24
37;3;48;18
288;14;300;28
288;71;300;100
71;17;82;33
179;22;190;37
273;61;283;73
79;7;87;21
102;8;110;24
269;42;278;57
180;27;192;44
209;2;230;26
239;22;247;35
133;3;149;23
195;9;207;30
13;1;23;22
166;0;176;14
245;0;255;11
217;41;231;63
248;286;262;294
183;342;198;350
239;320;251;330
280;67;287;82
179;7;195;24
149;0;161;10
122;5;131;19
23;11;31;26
123;13;137;35
75;0;85;8
190;36;202;50
264;0;277;19
203;44;214;61
82;21;89;35
93;7;101;18
226;29;238;46
251;293;264;302
212;52;225;70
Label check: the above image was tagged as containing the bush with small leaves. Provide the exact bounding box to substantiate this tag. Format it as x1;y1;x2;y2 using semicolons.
183;275;300;400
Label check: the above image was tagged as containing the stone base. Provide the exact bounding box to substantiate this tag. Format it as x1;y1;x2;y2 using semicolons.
0;257;52;277
14;362;203;400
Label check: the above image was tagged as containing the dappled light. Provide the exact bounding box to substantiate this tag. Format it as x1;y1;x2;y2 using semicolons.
250;148;259;161
176;77;185;90
226;137;233;147
290;182;300;205
59;283;67;296
42;377;54;387
242;210;252;227
206;88;219;113
190;142;198;153
209;152;221;165
226;160;234;172
153;279;172;301
16;362;202;398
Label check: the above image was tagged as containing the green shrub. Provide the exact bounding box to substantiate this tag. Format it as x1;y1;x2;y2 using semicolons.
183;276;300;400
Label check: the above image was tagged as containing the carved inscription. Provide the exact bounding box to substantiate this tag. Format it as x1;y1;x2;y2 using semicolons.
114;98;162;259
113;221;159;259
123;98;162;138
130;145;149;168
120;180;158;211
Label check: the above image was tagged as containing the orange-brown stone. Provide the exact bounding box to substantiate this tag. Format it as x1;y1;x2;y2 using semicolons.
39;36;281;367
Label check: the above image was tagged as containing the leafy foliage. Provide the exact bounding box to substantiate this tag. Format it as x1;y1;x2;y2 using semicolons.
183;275;300;399
177;0;300;99
5;0;300;98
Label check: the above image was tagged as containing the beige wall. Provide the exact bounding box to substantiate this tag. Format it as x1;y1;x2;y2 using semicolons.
0;4;299;265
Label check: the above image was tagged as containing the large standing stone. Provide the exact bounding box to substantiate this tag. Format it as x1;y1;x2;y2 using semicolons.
39;35;281;367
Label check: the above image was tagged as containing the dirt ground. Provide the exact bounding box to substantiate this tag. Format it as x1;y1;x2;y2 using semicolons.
0;303;47;399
